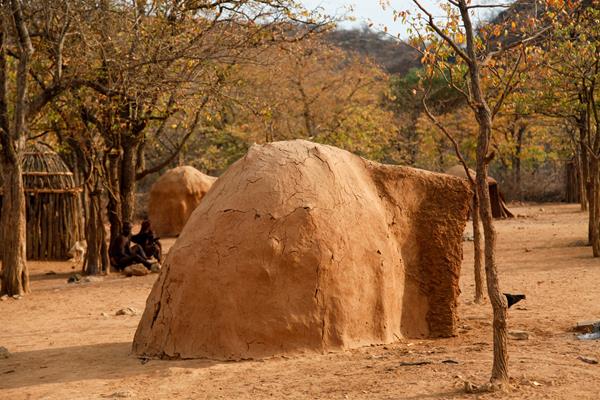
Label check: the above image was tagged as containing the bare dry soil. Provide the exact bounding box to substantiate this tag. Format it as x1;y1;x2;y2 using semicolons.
1;204;599;399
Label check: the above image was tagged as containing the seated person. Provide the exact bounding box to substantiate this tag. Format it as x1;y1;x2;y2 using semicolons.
109;222;153;271
131;220;162;262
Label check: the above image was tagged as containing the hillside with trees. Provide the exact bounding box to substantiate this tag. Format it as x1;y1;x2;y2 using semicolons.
326;26;421;75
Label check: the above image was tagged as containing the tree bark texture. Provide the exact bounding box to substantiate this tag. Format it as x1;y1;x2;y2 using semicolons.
577;155;587;210
120;142;138;223
0;2;31;296
454;0;509;384
512;125;524;201
0;162;29;296
472;191;485;304
106;151;122;243
577;114;592;239
590;157;600;257
84;186;109;275
476;128;509;385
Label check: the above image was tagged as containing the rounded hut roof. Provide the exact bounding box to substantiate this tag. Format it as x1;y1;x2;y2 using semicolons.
151;166;216;196
0;143;80;194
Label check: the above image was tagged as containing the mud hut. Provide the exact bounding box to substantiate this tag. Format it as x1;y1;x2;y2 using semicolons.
445;164;514;219
149;166;217;237
133;140;472;361
0;144;83;260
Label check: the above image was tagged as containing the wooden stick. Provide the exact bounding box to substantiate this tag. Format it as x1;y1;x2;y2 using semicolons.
22;171;73;176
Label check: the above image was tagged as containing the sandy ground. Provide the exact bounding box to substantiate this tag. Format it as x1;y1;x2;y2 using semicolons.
1;203;599;399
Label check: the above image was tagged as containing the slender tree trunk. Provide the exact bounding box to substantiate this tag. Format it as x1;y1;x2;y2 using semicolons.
136;140;145;174
580;138;589;212
178;149;185;166
106;151;122;243
0;162;29;296
578;113;593;241
476;124;509;386
513;125;524;201
575;150;587;210
590;158;600;256
0;3;31;297
464;20;508;387
589;85;600;255
417;0;509;386
461;5;508;377
85;191;100;275
120;142;138;223
472;191;485;304
84;185;109;275
100;229;109;271
80;185;89;273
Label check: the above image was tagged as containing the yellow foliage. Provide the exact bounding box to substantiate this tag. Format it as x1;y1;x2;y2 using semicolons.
224;37;397;160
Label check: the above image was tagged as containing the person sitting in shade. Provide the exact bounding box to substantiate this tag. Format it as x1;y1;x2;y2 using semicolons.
109;222;153;271
131;219;162;263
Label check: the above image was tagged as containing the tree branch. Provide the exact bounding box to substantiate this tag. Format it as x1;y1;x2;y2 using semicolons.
422;70;475;186
136;111;202;180
411;0;471;64
491;49;523;120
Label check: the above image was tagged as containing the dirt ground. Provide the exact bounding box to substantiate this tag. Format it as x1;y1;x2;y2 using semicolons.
1;203;599;399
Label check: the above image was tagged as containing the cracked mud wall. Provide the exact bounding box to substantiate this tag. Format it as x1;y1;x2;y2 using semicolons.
148;166;217;237
133;140;471;360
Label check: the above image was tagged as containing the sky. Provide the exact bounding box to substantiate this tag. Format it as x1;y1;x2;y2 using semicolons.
300;1;502;38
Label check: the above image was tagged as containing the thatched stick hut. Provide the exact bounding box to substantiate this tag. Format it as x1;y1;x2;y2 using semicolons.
0;144;84;260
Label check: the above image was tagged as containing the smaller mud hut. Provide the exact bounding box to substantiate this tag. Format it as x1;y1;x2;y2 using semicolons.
149;166;217;237
0;144;83;260
445;165;514;219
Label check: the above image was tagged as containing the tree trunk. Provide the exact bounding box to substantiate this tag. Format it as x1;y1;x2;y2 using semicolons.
580;142;589;213
476;120;509;386
472;191;485;304
120;142;138;223
0;162;29;296
84;186;109;275
577;114;592;238
106;151;122;243
0;4;29;296
100;229;109;271
590;158;600;256
456;0;508;387
463;17;509;386
136;140;146;174
513;125;524;201
84;190;100;275
575;151;586;209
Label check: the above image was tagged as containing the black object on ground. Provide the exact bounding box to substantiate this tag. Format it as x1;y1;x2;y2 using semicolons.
504;293;526;308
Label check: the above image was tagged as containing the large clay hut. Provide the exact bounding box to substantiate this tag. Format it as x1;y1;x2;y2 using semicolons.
0;144;83;260
445;164;514;219
148;166;217;237
133;140;472;361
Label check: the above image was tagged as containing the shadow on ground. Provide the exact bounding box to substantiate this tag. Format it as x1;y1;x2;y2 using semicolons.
0;342;217;390
29;271;75;282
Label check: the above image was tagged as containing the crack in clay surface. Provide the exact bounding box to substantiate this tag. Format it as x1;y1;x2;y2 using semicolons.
132;140;471;361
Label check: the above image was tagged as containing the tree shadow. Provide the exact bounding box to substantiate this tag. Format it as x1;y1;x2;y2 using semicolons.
402;390;469;399
29;271;75;282
0;342;218;390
